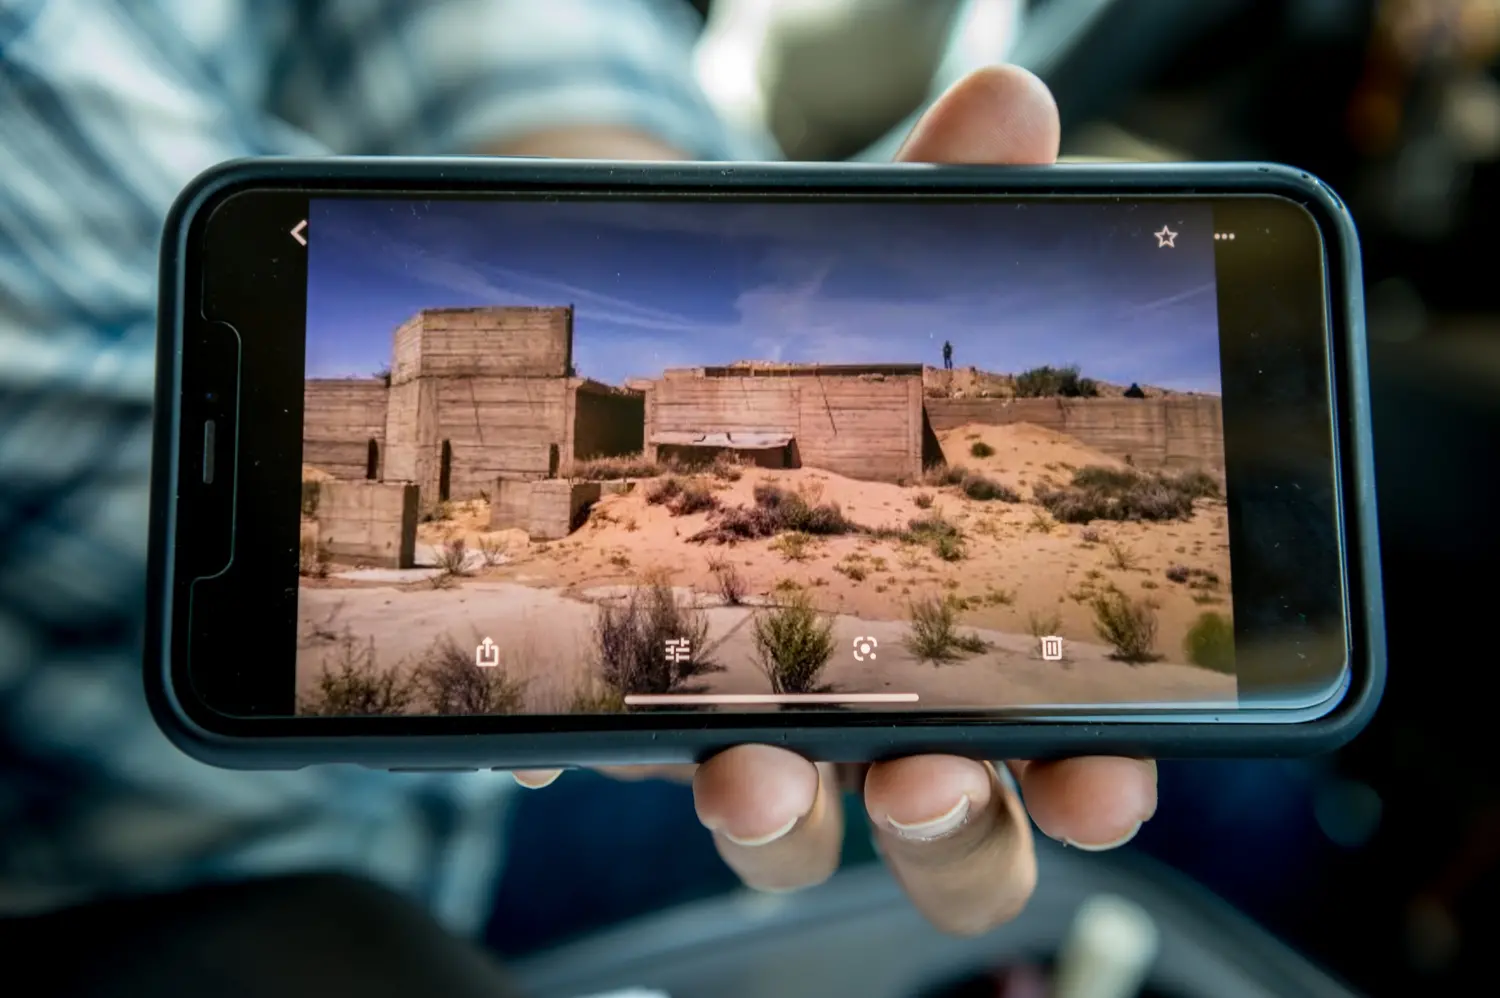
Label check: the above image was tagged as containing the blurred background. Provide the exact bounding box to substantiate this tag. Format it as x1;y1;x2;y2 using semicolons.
483;2;1500;996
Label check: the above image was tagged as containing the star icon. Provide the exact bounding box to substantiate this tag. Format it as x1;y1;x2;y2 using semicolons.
1154;225;1178;248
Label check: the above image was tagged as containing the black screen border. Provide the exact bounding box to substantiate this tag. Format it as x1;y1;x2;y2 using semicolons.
146;159;1384;766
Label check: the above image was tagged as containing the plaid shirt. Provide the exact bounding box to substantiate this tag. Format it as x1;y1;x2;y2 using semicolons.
0;0;762;932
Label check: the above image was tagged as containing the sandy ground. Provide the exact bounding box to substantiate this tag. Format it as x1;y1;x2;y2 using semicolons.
297;582;1234;712
300;422;1234;712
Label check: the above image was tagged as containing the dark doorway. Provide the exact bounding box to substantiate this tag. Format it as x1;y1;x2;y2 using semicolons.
365;439;379;480
438;440;452;501
548;443;560;478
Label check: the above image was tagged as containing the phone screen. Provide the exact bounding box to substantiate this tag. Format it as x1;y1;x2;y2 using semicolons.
177;180;1352;726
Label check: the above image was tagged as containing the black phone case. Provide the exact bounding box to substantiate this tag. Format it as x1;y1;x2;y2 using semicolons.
148;158;1385;770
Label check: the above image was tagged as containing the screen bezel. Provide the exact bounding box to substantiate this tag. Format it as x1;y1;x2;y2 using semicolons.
155;161;1374;748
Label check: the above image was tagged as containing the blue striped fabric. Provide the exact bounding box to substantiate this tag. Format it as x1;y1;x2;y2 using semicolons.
0;0;759;932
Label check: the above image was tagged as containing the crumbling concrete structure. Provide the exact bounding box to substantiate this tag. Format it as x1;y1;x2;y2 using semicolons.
642;363;939;483
302;306;644;508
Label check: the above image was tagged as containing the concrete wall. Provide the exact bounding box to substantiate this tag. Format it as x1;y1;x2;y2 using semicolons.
316;481;418;568
303;379;388;479
487;478;600;540
924;396;1225;471
432;378;569;500
645;372;923;482
391;306;572;382
529;480;601;540
568;381;646;464
381;307;579;502
488;478;534;533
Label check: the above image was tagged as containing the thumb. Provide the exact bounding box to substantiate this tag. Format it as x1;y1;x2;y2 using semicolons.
896;65;1061;166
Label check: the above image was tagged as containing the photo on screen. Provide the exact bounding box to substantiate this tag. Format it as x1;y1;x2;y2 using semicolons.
296;198;1233;716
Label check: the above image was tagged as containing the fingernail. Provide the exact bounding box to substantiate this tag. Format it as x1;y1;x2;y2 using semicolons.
887;794;972;841
1064;821;1142;852
511;770;561;789
720;813;801;847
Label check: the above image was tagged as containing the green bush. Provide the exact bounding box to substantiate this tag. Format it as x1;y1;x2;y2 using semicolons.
969;441;996;458
1183;612;1235;673
753;590;836;694
1091;589;1159;662
1014;364;1100;398
1034;464;1204;524
961;473;1021;502
905;596;988;663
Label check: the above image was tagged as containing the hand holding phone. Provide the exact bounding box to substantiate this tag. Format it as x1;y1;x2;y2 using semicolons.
149;72;1382;783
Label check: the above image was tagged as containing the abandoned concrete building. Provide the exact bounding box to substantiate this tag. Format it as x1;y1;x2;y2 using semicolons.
303;305;645;503
643;363;941;483
302;305;1225;565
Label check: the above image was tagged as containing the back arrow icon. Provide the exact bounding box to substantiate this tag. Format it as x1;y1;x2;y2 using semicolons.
290;220;307;246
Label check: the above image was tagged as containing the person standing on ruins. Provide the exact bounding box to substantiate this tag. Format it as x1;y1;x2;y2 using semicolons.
943;339;955;370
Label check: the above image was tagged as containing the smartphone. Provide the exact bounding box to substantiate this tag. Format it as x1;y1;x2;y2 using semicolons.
147;159;1384;770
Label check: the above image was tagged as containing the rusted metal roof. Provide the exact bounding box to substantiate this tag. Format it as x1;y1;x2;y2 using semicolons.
649;431;794;450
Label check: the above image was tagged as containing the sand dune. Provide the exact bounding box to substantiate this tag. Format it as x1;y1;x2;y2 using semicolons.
937;421;1125;497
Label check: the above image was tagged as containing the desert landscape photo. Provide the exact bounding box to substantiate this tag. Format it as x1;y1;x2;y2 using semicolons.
295;197;1235;716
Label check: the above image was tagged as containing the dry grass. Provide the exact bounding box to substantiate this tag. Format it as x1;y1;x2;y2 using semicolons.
413;635;527;714
1091;588;1160;662
594;572;715;696
905;596;989;663
752;588;836;695
299;632;415;716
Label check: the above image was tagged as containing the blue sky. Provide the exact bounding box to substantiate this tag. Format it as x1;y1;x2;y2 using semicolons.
306;196;1222;393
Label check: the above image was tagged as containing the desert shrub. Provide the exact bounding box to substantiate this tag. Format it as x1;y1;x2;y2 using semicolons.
834;561;868;582
922;464;968;487
1166;468;1221;499
689;504;779;544
477;536;505;567
594;575;712;695
1184;612;1235;674
906;596;988;663
1091;588;1159;662
567;680;628;713
913;492;934;509
301;481;321;517
707;556;747;605
299;535;332;578
646;476;684;506
414;635;526;714
1014;364;1100;398
895;513;966;562
1080;528;1102;545
299;633;415;716
970;441;996;458
671;480;720;515
1165;564;1190;584
1034;464;1198;524
708;453;744;482
438;538;471;577
1027;610;1063;639
1105;540;1138;571
689;483;857;544
753;590;835;694
573;453;664;480
771;532;814;561
961;473;1021;503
